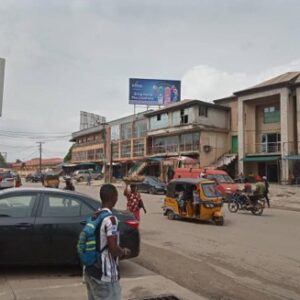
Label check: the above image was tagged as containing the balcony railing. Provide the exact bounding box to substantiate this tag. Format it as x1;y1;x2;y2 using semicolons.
148;143;199;155
246;142;281;154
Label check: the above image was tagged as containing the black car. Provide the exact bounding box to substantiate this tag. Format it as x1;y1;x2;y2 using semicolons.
136;176;166;194
25;173;42;183
0;188;140;265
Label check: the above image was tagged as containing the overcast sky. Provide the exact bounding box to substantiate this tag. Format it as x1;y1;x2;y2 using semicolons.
1;0;300;162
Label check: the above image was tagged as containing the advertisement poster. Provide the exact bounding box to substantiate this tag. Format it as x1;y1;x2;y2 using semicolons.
129;78;181;105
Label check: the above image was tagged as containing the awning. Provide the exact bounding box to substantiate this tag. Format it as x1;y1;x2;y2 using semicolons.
283;155;300;160
242;155;281;162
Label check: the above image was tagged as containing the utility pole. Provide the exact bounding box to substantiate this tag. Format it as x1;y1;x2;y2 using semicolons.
37;142;45;173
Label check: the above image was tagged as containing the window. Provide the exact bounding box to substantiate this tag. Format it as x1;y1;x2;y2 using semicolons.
263;105;280;123
157;114;161;121
41;195;92;217
120;123;132;139
133;120;147;138
133;139;145;156
0;195;36;217
199;105;208;117
121;141;131;157
180;108;188;124
112;142;119;159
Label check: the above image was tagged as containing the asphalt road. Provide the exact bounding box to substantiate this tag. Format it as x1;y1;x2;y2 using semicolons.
75;182;300;300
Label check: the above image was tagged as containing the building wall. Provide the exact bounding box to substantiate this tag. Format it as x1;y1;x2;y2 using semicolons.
200;131;229;167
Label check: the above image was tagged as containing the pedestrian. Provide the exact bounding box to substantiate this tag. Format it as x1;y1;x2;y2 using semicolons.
262;176;270;207
124;183;146;221
84;184;131;300
87;171;92;186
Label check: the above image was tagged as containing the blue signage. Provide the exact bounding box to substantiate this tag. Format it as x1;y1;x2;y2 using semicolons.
129;78;181;105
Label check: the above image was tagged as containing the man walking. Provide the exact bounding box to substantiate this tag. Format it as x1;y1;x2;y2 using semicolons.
262;176;270;207
84;184;131;300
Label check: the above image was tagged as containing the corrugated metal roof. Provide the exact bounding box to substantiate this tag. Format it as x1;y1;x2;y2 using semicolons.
235;72;300;96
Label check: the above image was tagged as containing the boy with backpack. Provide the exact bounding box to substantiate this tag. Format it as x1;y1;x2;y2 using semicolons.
78;184;131;300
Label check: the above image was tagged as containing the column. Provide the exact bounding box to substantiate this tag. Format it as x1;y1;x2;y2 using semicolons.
280;88;289;183
296;87;300;154
238;97;244;175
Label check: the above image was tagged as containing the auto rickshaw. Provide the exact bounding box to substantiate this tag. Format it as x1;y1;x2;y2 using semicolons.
163;178;224;225
43;172;60;188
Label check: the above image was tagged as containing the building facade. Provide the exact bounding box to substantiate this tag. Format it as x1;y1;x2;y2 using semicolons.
215;72;300;183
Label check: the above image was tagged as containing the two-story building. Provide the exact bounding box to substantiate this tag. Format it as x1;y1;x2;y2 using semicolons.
143;99;232;178
215;71;300;183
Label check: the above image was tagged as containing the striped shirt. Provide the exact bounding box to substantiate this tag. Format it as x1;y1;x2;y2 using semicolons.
86;208;120;283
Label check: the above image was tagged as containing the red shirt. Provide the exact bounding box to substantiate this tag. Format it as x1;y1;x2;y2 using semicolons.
126;192;141;213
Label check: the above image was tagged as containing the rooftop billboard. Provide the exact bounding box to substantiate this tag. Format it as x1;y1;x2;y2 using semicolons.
129;78;181;106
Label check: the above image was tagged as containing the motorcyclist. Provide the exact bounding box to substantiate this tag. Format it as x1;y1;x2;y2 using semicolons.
64;176;75;191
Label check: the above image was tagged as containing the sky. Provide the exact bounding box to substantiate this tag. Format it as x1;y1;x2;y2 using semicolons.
1;0;300;162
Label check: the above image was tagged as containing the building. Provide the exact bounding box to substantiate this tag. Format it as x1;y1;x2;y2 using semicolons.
109;111;149;178
215;71;300;183
144;99;232;179
12;157;63;175
70;124;108;169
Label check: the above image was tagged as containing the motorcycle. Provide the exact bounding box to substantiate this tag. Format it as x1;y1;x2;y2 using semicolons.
228;191;265;216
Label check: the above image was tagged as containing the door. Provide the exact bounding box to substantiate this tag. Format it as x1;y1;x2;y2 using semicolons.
34;192;95;265
267;164;278;182
0;193;38;264
231;136;238;153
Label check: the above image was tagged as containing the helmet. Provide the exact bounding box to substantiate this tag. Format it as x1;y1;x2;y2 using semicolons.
262;176;267;180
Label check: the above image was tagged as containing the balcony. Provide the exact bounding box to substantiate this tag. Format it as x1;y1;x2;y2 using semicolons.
245;142;281;155
148;143;199;156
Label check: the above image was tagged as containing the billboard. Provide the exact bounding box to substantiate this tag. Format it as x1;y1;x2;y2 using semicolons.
80;111;106;130
129;78;181;106
0;58;5;117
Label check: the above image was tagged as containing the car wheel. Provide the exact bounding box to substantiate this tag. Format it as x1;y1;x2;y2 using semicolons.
167;210;175;220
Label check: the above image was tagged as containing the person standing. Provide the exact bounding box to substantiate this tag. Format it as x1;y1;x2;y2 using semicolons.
87;171;92;186
84;184;131;300
124;183;146;221
262;176;270;207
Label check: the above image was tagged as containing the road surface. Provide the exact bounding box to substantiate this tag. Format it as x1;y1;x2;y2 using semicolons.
77;182;300;300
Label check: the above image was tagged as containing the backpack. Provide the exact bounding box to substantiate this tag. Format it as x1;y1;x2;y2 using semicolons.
77;210;112;266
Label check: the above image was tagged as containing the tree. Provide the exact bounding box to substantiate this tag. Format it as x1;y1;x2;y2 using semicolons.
15;159;22;163
64;146;73;162
0;152;8;168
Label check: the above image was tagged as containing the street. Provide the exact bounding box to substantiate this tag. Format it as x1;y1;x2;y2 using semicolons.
1;182;300;300
74;183;300;300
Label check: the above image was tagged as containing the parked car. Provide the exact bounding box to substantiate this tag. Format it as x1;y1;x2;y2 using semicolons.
25;172;42;183
0;188;140;265
135;176;166;194
73;170;103;182
0;171;15;189
174;168;238;195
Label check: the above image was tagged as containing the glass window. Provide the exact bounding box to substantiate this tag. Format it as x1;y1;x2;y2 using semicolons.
0;195;36;218
133;120;147;138
42;195;89;217
120;123;132;139
263;105;280;123
111;125;120;141
199;105;208;117
202;183;220;197
133;139;145;156
112;142;119;159
121;141;131;157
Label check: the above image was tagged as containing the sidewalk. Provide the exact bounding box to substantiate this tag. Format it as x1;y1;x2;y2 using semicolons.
0;261;206;300
268;183;300;211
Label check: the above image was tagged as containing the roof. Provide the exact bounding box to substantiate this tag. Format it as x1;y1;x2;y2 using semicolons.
0;187;98;201
213;95;237;104
168;178;213;185
144;99;230;117
12;158;63;168
235;72;300;96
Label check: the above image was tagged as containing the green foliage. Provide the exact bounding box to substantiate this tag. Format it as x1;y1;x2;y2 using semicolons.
64;146;73;162
0;152;8;168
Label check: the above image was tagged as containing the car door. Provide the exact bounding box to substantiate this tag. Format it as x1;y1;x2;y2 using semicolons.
34;192;95;265
0;192;38;264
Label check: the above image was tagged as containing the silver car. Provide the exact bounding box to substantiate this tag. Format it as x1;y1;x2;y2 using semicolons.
0;172;15;189
73;170;103;182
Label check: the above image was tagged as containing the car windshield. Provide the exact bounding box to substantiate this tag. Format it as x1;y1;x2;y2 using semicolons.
202;183;221;197
207;174;234;183
148;176;163;184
